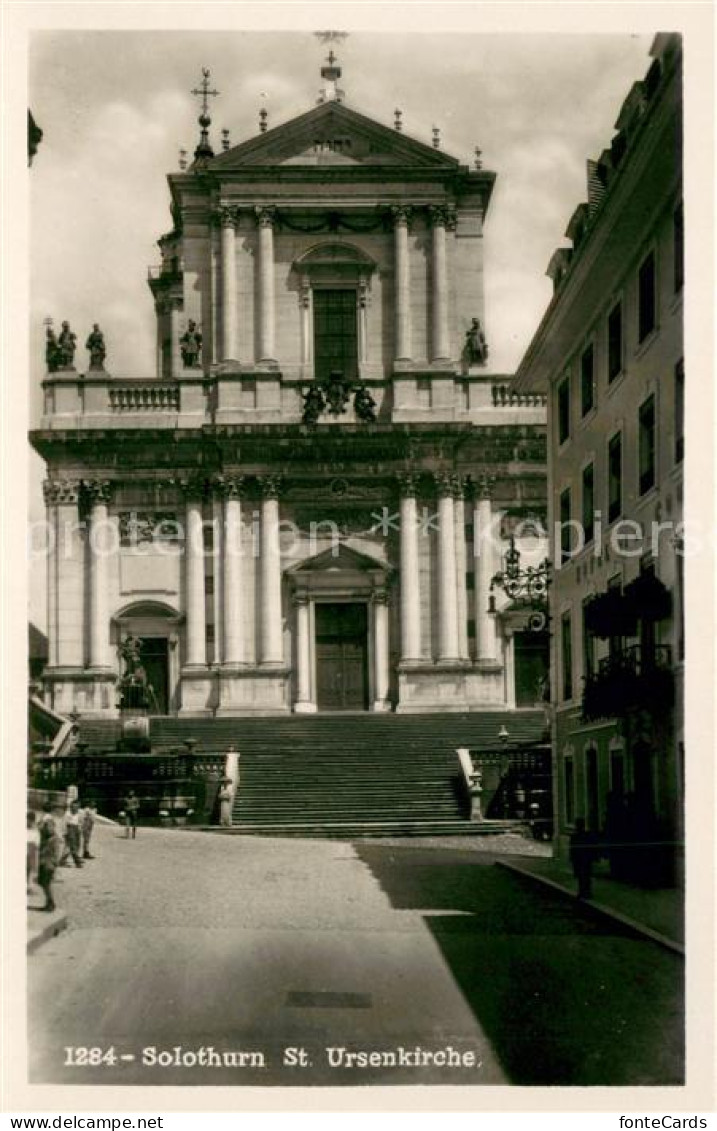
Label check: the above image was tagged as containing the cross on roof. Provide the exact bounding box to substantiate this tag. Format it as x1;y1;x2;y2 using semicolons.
191;68;219;116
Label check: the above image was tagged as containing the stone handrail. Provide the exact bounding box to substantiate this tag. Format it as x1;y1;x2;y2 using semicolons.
456;746;484;822
491;383;547;408
109;384;180;412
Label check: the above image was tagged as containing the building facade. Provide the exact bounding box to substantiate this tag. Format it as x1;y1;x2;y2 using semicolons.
515;34;684;874
32;64;548;720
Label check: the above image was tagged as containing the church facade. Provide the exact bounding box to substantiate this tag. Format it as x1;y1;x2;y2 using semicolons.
32;68;548;719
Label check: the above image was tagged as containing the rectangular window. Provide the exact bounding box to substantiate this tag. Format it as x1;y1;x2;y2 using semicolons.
638;394;656;495
559;487;572;564
564;756;575;825
638;250;657;342
608;432;622;523
675;359;684;463
558;376;570;444
674;200;684;292
313;288;359;384
582;462;595;544
580;343;595;415
561;611;573;701
607;573;623;660
582;598;596;679
607;301;623;382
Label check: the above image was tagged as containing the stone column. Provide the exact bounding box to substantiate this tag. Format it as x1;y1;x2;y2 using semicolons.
259;476;284;665
256;207;277;365
473;475;499;664
372;589;391;711
86;480;114;670
398;474;421;662
435;473;460;663
218;475;245;666
218;206;239;362
169;298;182;378
42;480;75;669
454;480;469;661
392;206;413;363
182;479;207;668
293;593;315;712
428;205;455;364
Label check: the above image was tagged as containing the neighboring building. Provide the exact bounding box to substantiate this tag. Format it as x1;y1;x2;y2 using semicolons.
514;34;683;879
31;57;548;721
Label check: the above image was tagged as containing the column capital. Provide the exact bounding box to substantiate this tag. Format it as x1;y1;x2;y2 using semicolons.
213;204;240;229
258;474;283;500
291;591;310;608
371;587;390;606
43;478;81;506
428;203;457;231
82;479;114;507
397;472;420;498
176;474;208;502
212;474;245;500
471;472;497;500
390;204;414;229
255;205;278;229
434;471;463;498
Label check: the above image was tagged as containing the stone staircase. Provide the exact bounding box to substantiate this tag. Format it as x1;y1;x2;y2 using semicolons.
143;711;546;838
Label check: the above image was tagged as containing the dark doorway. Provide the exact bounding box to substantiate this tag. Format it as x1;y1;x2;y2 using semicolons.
139;637;170;714
514;631;549;706
316;603;368;711
585;746;600;831
313;289;358;384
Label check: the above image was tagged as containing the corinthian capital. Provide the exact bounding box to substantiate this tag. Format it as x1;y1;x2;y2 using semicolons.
434;471;463;498
428;204;457;231
472;472;497;500
397;472;420;498
259;474;283;500
43;478;81;506
390;205;414;229
212;474;245;500
83;479;114;506
176;475;208;502
255;206;278;229
213;205;242;229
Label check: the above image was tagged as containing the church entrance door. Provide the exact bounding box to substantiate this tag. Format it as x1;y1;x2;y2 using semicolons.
313;289;358;384
315;603;368;711
139;636;170;715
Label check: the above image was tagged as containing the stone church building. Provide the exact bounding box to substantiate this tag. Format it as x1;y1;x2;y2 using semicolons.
32;60;548;720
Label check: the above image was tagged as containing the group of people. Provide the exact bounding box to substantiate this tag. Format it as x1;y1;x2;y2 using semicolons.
27;798;97;914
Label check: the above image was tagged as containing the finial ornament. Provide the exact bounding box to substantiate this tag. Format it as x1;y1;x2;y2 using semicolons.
221;129;230;152
191;67;219;161
317;38;345;103
474;146;483;170
432;126;441;149
178;148;188;170
259;108;268;133
394;109;403;132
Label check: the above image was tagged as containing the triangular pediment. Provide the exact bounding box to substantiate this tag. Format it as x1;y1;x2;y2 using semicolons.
290;544;388;575
209;101;460;171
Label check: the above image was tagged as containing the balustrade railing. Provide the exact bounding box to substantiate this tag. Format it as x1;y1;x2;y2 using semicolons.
582;644;675;722
109;384;180;412
491;383;547;408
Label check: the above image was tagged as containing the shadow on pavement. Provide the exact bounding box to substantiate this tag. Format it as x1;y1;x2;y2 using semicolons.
354;843;684;1086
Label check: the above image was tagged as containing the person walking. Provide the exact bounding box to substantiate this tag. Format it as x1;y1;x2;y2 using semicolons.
123;790;140;839
81;800;96;859
60;801;83;867
27;811;40;893
217;778;234;827
569;817;596;899
37;808;62;912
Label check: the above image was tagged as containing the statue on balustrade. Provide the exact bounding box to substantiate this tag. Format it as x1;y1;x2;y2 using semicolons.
301;384;326;428
353;384;377;423
45;327;60;373
465;317;489;365
85;324;106;370
56;321;77;368
325;370;352;416
180;320;202;368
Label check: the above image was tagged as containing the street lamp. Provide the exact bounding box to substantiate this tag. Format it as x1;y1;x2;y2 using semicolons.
488;536;551;631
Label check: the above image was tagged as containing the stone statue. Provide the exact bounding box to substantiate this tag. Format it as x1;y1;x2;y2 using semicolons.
85;324;106;370
119;634;143;677
353;384;377;423
57;321;77;368
45;327;60;373
325;370;351;417
180;320;202;368
301;385;325;427
465;317;488;365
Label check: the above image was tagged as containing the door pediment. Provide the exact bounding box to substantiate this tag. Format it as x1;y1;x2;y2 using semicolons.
290;543;389;576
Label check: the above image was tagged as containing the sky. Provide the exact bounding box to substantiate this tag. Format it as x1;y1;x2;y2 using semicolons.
28;29;654;625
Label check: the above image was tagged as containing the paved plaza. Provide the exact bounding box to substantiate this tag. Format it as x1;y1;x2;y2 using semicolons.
28;825;683;1087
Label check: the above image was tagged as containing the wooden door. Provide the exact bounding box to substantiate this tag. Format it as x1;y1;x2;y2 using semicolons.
315;603;368;710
